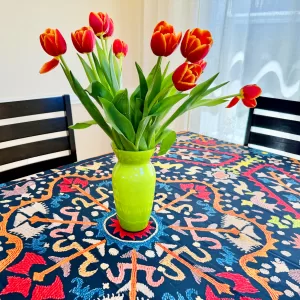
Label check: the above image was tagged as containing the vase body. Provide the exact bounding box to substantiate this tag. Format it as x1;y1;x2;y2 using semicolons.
112;147;156;232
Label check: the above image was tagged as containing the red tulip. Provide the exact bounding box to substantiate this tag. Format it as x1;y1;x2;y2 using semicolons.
89;12;111;37
71;27;95;53
196;60;207;72
39;28;66;74
227;85;262;108
103;18;114;38
113;39;128;58
40;28;67;57
172;62;203;91
151;21;182;57
181;28;213;63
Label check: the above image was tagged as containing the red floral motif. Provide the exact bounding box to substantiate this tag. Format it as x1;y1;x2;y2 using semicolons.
31;276;65;300
7;252;46;275
1;252;65;299
205;285;233;300
193;138;216;146
0;276;31;297
180;183;212;200
58;177;88;193
109;218;155;240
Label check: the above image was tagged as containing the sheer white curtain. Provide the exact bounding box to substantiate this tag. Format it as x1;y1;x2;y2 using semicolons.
189;0;300;144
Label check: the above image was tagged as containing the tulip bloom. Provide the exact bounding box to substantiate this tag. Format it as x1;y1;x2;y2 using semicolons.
71;27;95;53
39;28;67;74
172;62;203;91
103;18;114;38
181;28;213;63
227;85;262;108
151;21;182;57
89;12;111;36
113;39;128;58
196;60;207;72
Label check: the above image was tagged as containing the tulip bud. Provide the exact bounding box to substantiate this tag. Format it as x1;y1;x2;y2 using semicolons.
89;12;111;37
172;62;202;91
113;39;128;58
151;21;182;57
71;27;95;54
181;28;213;63
227;85;262;108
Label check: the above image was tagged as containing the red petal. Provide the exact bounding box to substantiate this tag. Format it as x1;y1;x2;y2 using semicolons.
172;62;189;83
71;32;83;53
43;35;58;56
104;18;114;38
31;276;65;300
0;276;31;297
55;29;67;55
113;39;123;56
242;98;257;108
241;84;262;99
82;29;95;53
89;12;103;35
226;96;240;108
151;32;166;56
187;44;210;63
180;29;190;58
39;58;60;74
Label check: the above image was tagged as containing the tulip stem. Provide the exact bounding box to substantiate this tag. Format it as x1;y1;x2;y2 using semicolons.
60;56;70;73
100;35;107;57
218;93;240;100
87;53;100;81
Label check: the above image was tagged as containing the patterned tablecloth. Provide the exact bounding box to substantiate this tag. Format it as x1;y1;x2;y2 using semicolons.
0;132;299;300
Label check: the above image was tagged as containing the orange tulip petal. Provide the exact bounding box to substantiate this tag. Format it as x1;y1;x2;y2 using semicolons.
180;29;190;58
241;85;262;99
187;44;210;63
151;31;167;56
39;58;59;74
226;96;240;108
173;62;189;83
242;98;257;108
55;29;67;55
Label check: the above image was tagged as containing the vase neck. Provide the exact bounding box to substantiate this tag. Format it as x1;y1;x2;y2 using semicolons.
113;148;155;164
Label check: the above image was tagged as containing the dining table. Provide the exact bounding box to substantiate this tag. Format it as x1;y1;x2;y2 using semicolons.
0;131;299;300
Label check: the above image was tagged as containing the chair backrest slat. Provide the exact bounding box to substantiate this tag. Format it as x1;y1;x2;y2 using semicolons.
0;117;68;142
245;96;300;158
0;95;77;183
0;97;65;119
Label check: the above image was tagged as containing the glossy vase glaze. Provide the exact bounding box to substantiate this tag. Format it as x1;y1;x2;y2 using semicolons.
112;146;156;232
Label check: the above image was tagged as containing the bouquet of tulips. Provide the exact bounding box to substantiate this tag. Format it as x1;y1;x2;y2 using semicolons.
39;12;262;154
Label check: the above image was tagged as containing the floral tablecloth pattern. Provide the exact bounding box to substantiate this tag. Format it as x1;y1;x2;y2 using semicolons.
0;132;299;300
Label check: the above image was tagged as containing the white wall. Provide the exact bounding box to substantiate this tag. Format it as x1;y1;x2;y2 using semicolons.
0;0;188;161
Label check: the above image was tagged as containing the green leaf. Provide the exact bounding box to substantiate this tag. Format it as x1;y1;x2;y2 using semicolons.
112;128;124;150
70;72;113;139
161;72;173;90
157;129;176;155
135;116;152;149
69;120;97;129
96;41;112;88
135;62;148;100
162;61;170;79
150;93;188;116
112;89;130;120
144;63;162;116
190;73;219;97
200;81;230;98
86;81;113;102
190;98;228;110
92;52;111;92
132;97;143;131
158;73;221;135
100;97;136;143
109;49;119;93
147;64;158;84
113;55;121;86
77;54;96;83
148;85;172;112
119;134;137;151
139;136;148;151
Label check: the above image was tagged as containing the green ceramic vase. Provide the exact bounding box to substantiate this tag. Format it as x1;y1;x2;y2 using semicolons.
112;146;156;232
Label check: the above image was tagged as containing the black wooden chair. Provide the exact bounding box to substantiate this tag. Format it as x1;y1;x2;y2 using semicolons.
244;96;300;158
0;95;77;183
